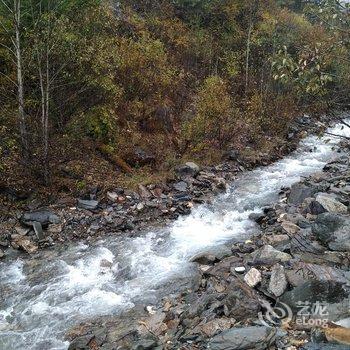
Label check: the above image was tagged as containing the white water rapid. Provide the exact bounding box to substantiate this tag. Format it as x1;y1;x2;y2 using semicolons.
1;120;350;350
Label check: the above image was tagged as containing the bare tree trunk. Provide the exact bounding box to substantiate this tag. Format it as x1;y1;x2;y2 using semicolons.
245;19;253;96
14;0;28;160
37;45;50;185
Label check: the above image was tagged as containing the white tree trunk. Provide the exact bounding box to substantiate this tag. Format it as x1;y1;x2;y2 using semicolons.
14;0;28;160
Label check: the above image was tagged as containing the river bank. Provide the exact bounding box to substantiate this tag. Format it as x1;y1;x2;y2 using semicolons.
0;115;338;259
66;126;350;349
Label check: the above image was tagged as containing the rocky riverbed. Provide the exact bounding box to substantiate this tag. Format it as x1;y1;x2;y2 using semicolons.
66;139;350;349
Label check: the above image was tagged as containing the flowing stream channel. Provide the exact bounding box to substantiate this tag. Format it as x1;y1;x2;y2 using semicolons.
1;120;350;350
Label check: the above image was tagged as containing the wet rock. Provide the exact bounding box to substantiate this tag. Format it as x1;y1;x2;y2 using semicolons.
251;245;292;263
269;264;287;297
249;212;265;224
208;326;278;350
190;252;217;265
175;162;200;178
312;213;350;252
77;199;99;210
315;193;348;214
21;210;60;227
68;334;94;350
244;268;262;288
289;183;316;205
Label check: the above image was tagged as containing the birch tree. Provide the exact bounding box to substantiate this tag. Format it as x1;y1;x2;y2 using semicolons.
0;0;29;161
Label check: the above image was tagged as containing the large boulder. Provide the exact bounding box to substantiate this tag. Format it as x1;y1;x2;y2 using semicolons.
280;280;349;311
20;210;60;227
312;213;350;252
251;245;292;264
288;184;316;205
175;162;200;178
315;193;348;214
208;326;279;350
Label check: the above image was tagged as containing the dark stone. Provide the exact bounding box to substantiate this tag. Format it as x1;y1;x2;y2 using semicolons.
68;334;94;350
130;148;156;166
173;181;188;192
280;280;349;312
249;213;265;224
190;252;217;265
172;193;192;202
224;150;240;161
21;210;60;227
208;326;278;350
32;221;45;240
312;213;350;252
132;339;158;350
77;199;99;210
305;200;327;215
288;184;316;205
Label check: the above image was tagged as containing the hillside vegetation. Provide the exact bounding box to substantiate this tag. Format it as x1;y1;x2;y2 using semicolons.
0;0;349;195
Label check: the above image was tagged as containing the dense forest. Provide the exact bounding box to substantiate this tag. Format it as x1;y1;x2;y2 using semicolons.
0;0;349;195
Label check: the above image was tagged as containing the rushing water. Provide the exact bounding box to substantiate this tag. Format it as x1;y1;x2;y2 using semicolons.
1;120;350;350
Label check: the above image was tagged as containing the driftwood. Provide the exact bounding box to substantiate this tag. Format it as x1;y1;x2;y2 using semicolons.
97;143;133;173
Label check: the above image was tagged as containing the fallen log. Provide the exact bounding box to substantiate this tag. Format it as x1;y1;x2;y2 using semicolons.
97;143;133;173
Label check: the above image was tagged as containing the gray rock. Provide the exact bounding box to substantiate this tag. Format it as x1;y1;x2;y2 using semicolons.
0;249;4;258
305;199;327;215
251;245;292;263
269;264;287;297
249;212;265;224
280;280;349;312
244;268;262;288
315;193;348;214
190;252;217;265
175;162;200;178
77;199;99;210
173;181;188;192
289;183;316;205
132;339;158;350
21;210;60;227
312;213;350;252
15;226;31;236
68;334;94;350
208;326;278;350
32;222;45;240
